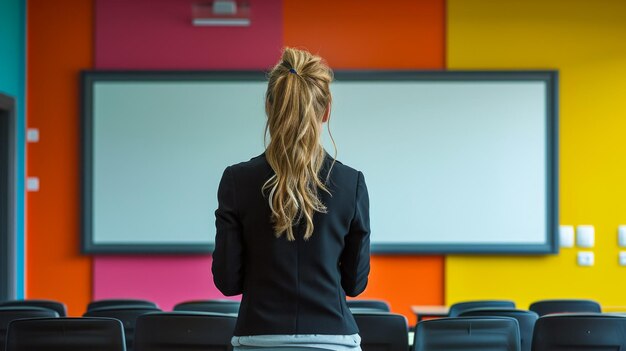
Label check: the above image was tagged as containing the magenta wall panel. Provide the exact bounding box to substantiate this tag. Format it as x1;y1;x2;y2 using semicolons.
95;0;282;70
93;0;282;307
93;256;237;310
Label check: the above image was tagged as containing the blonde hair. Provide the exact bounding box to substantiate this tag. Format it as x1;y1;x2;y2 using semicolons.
263;47;335;241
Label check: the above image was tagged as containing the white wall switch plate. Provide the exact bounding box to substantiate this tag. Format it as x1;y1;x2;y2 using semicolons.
26;128;40;142
576;225;595;248
619;252;626;266
26;177;40;191
577;251;594;266
618;225;626;247
559;225;575;248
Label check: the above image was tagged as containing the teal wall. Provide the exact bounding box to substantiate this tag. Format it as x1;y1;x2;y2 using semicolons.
0;0;26;299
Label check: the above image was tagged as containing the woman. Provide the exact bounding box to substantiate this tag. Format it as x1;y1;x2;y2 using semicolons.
212;47;370;351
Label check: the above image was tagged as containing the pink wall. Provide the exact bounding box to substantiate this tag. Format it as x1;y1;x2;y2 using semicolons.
93;0;282;309
95;0;282;69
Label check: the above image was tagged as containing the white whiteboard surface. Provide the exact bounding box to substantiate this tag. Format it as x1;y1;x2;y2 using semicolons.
82;71;558;254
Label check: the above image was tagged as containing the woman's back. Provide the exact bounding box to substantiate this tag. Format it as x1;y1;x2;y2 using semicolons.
212;152;370;336
211;47;370;350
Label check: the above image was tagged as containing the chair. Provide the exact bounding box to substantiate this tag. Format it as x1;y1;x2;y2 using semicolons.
134;312;236;351
84;305;161;351
528;299;601;316
447;300;516;317
87;299;158;312
173;300;240;314
414;317;520;351
0;299;67;317
6;317;125;351
353;312;408;351
458;308;538;351
0;306;59;351
532;314;626;351
347;299;391;312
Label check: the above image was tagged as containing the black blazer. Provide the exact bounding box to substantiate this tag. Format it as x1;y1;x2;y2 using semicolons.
212;153;370;336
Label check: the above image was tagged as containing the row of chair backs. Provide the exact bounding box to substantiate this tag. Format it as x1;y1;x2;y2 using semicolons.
1;298;392;315
4;310;626;351
414;313;626;351
448;299;602;318
2;312;237;351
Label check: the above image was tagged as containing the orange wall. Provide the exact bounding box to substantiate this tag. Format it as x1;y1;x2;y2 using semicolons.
284;0;446;324
27;0;93;316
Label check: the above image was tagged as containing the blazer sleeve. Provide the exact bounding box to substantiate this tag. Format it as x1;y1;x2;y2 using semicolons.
340;171;371;297
212;166;245;296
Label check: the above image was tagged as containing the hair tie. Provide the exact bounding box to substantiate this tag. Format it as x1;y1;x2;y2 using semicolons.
289;68;297;74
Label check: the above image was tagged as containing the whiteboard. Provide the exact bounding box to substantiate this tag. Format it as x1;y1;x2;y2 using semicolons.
81;71;558;254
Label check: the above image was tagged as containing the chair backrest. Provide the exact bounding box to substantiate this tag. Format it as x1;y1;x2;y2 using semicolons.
0;299;67;317
528;299;601;316
0;307;59;351
84;305;162;351
87;299;158;312
414;317;520;351
458;308;538;351
173;300;240;314
353;312;408;351
448;300;516;317
134;312;236;351
6;317;125;351
350;307;388;314
347;300;391;312
532;314;626;351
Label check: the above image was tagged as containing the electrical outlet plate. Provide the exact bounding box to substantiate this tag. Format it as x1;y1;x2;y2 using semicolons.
577;251;594;267
619;252;626;266
26;128;39;142
618;225;626;247
576;225;595;248
559;225;575;248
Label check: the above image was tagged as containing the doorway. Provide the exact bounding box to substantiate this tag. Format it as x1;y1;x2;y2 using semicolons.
0;93;16;301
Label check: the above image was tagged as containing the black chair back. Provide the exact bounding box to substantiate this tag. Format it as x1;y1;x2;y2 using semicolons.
350;307;388;314
353;312;408;351
87;299;158;312
173;300;240;314
84;305;161;351
458;308;538;351
528;299;601;316
134;312;236;351
414;316;520;351
0;307;59;351
448;300;515;317
347;299;391;312
6;317;125;351
0;299;67;317
532;314;626;351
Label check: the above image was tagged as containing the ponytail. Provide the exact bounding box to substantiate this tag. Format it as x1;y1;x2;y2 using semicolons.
263;47;334;241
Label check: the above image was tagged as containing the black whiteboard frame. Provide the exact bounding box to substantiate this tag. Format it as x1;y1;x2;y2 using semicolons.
81;70;559;255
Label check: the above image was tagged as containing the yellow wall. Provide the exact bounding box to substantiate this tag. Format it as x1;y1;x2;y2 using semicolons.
446;0;626;309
